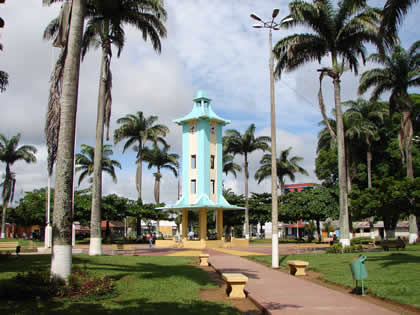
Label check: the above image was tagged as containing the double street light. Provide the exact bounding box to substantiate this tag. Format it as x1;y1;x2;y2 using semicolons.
250;9;292;269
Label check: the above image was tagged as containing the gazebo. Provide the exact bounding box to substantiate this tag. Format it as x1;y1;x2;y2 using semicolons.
156;91;246;249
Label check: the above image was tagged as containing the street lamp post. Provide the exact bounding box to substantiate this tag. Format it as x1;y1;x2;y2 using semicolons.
251;9;290;269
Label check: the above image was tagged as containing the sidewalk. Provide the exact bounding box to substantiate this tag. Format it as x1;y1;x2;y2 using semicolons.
208;253;396;315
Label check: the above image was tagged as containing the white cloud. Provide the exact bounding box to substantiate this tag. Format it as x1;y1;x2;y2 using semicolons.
0;0;419;207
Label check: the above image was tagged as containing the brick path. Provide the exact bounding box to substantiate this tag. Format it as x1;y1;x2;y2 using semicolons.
209;253;396;315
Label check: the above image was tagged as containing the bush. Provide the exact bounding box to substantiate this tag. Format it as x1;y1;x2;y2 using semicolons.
351;237;374;245
0;267;114;301
67;267;114;300
326;243;364;254
326;243;343;253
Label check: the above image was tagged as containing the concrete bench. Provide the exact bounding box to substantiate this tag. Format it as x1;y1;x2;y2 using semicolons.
287;260;309;276
0;242;19;254
378;239;405;251
222;273;248;299
199;254;209;266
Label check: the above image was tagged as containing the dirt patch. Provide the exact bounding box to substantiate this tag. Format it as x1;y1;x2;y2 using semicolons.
193;260;262;315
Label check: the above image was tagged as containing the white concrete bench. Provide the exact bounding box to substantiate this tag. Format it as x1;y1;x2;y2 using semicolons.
199;253;209;266
287;260;309;276
222;273;248;298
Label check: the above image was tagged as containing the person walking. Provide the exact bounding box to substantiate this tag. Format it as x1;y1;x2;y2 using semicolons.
148;233;153;248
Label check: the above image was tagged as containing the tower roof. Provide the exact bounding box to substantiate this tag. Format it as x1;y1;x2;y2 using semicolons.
174;90;231;125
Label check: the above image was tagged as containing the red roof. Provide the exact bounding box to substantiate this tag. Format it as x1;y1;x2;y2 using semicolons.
284;220;307;228
101;221;124;229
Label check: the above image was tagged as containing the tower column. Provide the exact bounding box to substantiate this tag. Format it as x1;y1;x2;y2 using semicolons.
182;209;188;240
217;208;223;240
199;208;207;240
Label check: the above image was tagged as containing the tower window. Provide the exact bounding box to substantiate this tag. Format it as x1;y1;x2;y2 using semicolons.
191;180;196;194
210;125;216;135
211;180;215;194
191;155;196;169
210;155;215;169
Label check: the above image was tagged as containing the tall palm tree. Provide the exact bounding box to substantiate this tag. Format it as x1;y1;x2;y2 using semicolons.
143;144;179;204
359;41;420;244
0;134;37;238
380;0;418;49
255;147;308;195
224;124;270;239
81;0;167;256
273;0;381;246
114;112;168;200
143;144;178;234
75;144;121;186
43;0;86;280
317;111;375;193
343;98;388;188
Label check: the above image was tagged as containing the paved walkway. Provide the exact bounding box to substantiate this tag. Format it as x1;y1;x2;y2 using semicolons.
208;253;396;315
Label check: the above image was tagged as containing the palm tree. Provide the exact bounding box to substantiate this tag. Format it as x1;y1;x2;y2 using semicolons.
380;0;418;49
317;111;376;193
273;0;381;246
359;41;420;244
143;144;179;204
224;124;270;239
0;134;37;238
223;153;242;178
143;144;178;234
343;98;388;188
43;0;86;280
75;144;121;186
255;147;308;195
114;112;168;200
81;0;167;256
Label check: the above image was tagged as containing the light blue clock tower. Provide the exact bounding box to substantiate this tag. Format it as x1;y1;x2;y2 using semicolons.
159;90;244;248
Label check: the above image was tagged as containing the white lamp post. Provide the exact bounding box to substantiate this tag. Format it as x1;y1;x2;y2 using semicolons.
250;10;292;269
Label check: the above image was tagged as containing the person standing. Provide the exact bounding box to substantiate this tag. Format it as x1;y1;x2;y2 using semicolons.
148;233;153;248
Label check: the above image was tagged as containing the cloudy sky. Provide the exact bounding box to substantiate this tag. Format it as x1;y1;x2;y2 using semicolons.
1;0;419;206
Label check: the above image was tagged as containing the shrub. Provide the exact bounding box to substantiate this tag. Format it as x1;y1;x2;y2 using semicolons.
326;243;364;254
0;267;114;301
326;243;343;253
351;237;372;245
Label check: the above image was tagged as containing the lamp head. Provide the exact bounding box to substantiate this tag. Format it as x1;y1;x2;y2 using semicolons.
252;24;263;28
250;13;262;22
272;9;279;18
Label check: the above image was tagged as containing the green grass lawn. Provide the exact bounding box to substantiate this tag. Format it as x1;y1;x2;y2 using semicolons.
0;255;239;315
249;248;420;308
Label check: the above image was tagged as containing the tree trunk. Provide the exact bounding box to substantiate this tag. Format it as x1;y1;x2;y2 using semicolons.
89;45;108;256
155;169;161;237
316;219;321;242
333;77;350;247
136;152;142;200
1;200;9;239
244;153;249;239
367;148;372;188
136;217;141;238
345;143;352;193
105;220;110;240
51;0;85;280
154;169;161;204
402;110;418;244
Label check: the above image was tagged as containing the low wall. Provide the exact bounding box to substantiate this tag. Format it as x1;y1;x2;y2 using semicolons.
155;239;177;248
230;238;249;247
